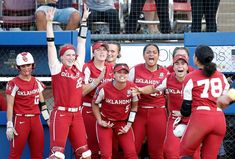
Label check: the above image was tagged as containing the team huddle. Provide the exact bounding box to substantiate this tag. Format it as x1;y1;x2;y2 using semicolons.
5;4;235;159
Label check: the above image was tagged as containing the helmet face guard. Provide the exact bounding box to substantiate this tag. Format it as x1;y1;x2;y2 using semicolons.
16;52;34;66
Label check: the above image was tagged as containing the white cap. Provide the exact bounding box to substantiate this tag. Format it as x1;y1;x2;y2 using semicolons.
16;52;34;66
173;124;187;137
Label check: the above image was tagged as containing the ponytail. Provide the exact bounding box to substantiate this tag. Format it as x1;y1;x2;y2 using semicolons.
202;62;216;77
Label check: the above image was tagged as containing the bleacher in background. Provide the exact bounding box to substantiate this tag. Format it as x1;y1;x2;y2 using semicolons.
0;0;234;33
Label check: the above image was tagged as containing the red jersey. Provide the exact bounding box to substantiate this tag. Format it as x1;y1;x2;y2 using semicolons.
5;76;45;114
51;64;84;109
167;65;195;73
165;73;184;112
0;93;7;111
82;60;114;103
129;64;169;107
183;70;230;110
93;81;138;121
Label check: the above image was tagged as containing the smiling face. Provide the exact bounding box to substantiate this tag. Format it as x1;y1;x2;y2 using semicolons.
114;69;129;83
107;44;120;64
19;64;33;77
61;49;76;68
93;46;108;62
143;45;159;67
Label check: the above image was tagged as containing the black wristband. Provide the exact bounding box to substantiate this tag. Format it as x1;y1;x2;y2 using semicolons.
39;101;46;110
78;26;88;38
47;37;54;42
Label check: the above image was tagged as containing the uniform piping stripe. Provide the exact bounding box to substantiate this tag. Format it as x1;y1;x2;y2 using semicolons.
53;110;58;141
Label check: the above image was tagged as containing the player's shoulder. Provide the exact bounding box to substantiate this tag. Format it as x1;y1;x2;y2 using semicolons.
134;63;145;69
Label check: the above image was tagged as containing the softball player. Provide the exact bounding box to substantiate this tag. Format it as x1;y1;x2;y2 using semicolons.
92;63;138;159
5;52;49;159
106;41;121;65
46;6;91;159
180;45;230;159
82;41;114;159
166;47;195;73
106;41;123;159
128;44;169;159
132;55;200;159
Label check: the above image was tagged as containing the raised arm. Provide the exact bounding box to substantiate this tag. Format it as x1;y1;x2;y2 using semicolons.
76;3;90;68
46;8;59;68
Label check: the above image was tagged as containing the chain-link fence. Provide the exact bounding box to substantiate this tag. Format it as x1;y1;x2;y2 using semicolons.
0;0;235;33
0;42;235;158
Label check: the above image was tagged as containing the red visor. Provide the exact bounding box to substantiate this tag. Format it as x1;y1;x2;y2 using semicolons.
92;42;108;53
173;55;188;64
114;64;129;73
59;44;76;57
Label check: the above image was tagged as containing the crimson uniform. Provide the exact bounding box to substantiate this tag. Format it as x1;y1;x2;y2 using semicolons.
82;60;114;158
6;77;45;159
180;70;229;159
93;81;138;159
160;73;200;159
129;64;168;159
49;60;89;158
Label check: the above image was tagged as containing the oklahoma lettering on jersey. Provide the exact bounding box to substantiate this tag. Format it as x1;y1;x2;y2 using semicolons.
82;61;114;103
5;76;45;114
166;73;184;111
131;64;169;107
51;64;83;108
183;70;230;110
93;81;138;121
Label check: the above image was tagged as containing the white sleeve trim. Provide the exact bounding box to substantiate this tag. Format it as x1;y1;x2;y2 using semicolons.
11;84;19;97
128;67;135;82
94;88;104;104
183;79;193;101
155;78;167;91
84;67;91;84
49;61;63;75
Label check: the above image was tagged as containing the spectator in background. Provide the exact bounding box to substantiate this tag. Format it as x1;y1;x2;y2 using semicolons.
191;0;220;32
125;0;171;34
0;93;7;111
36;0;81;30
84;0;120;34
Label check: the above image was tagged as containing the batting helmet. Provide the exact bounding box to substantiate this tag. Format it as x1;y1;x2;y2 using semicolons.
16;52;34;66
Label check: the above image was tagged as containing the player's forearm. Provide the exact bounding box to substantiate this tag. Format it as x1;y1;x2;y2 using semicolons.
139;85;155;94
92;103;102;123
6;95;14;122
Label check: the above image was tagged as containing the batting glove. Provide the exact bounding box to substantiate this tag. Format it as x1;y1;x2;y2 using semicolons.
6;121;18;141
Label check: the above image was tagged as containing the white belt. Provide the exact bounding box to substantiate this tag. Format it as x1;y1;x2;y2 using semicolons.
196;106;222;111
58;106;79;112
83;102;91;107
16;114;36;117
141;106;165;109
